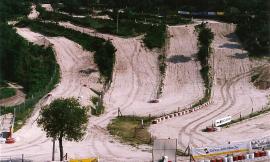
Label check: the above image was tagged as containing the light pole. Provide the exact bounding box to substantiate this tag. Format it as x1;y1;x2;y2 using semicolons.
116;9;119;34
52;138;55;161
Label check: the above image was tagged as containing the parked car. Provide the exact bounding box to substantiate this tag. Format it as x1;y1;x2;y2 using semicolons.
148;99;159;103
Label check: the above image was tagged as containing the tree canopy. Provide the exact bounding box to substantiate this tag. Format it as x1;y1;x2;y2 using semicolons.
37;98;88;160
0;0;30;21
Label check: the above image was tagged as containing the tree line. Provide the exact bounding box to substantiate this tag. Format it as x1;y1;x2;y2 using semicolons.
0;23;58;97
47;0;269;56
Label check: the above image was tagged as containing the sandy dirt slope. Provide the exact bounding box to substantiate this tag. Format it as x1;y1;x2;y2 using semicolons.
16;28;102;106
28;4;39;20
150;21;270;150
162;25;204;110
0;28;151;162
58;22;205;116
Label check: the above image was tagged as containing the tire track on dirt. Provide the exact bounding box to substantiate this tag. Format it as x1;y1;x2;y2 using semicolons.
189;72;249;147
107;39;141;113
177;81;227;148
2;28;103;159
178;70;253;148
90;39;141;128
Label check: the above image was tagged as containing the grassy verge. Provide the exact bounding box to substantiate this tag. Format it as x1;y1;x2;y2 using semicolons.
16;19;116;83
192;23;214;108
0;87;16;99
107;116;153;146
156;29;168;97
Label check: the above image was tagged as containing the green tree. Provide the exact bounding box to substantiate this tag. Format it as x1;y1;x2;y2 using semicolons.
62;0;81;14
198;25;214;48
37;98;88;161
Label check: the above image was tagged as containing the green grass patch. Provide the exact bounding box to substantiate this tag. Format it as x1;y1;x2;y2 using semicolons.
0;87;16;99
16;19;115;83
108;116;153;146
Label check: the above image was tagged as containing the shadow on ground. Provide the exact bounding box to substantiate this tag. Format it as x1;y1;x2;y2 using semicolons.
167;55;191;63
225;33;238;42
219;43;242;49
229;53;248;59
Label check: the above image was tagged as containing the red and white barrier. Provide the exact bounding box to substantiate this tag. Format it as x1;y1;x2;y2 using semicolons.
196;150;270;162
152;100;213;124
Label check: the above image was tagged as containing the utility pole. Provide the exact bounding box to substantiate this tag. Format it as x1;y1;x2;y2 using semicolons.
52;138;55;161
116;10;119;34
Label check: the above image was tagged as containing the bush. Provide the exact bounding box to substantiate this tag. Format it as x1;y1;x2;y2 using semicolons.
107;116;153;146
90;96;105;116
0;87;16;99
143;24;166;49
192;23;214;108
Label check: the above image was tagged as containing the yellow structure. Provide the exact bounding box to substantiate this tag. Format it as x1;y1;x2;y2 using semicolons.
70;158;98;162
217;12;225;16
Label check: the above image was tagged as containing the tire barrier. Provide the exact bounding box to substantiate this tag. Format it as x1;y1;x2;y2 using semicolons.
152;101;213;124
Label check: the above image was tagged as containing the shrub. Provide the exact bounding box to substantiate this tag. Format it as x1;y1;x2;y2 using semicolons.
0;88;16;99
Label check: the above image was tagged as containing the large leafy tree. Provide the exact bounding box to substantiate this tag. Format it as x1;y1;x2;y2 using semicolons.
37;98;88;161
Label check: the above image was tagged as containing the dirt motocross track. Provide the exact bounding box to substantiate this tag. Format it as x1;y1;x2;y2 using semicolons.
150;22;270;150
0;7;269;161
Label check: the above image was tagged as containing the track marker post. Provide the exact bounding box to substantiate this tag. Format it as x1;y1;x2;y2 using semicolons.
240;112;242;120
117;107;122;117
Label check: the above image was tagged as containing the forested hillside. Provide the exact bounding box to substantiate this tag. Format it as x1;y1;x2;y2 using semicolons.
0;0;58;97
109;0;267;56
39;0;269;56
0;0;30;21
